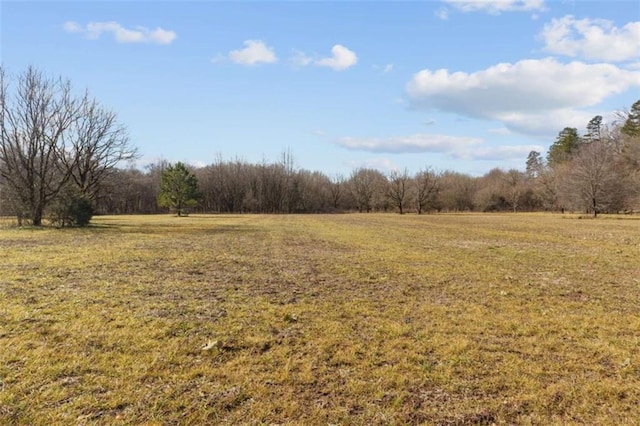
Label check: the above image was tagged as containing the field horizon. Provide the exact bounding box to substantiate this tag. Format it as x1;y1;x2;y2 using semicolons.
1;213;639;424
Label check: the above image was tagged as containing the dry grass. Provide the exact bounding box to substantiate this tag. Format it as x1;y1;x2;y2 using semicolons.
0;213;639;425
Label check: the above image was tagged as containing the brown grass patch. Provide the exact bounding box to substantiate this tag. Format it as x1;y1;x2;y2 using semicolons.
1;213;639;424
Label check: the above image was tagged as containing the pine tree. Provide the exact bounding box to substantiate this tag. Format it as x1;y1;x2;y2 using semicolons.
585;115;603;143
525;150;543;178
621;100;640;137
546;127;582;167
158;162;200;216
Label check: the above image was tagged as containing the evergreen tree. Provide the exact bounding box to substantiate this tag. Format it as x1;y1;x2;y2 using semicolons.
621;100;640;137
547;127;582;167
158;162;200;216
525;150;543;178
585;115;603;143
620;100;640;176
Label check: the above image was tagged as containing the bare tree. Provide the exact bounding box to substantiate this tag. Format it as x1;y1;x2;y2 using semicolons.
257;160;286;213
280;148;301;213
0;67;78;225
566;139;620;217
328;174;345;210
195;163;221;212
386;168;411;214
536;165;566;211
414;167;440;214
473;168;508;212
223;159;249;213
439;172;476;212
0;67;135;224
62;95;136;202
203;156;249;213
349;168;385;213
0;169;25;224
503;169;526;213
95;167;157;214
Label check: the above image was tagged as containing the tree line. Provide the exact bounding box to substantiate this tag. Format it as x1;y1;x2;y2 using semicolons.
1;67;639;225
527;103;640;217
112;103;639;218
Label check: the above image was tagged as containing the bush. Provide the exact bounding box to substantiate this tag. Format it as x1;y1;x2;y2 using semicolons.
49;194;94;227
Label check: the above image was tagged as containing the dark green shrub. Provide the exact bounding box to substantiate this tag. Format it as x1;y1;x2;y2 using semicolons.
49;194;94;227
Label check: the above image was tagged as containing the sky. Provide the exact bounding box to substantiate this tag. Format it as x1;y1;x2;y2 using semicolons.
2;0;639;176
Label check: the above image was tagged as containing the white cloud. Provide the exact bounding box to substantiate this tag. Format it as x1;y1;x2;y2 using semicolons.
63;21;176;45
315;45;358;71
336;133;483;154
228;40;277;66
346;158;400;173
337;132;540;162
492;108;597;136
188;160;207;168
488;127;512;135
406;58;640;135
373;63;394;74
455;144;545;160
442;0;546;14
540;16;640;62
63;21;81;33
210;53;226;64
129;156;165;170
289;45;358;71
290;50;313;67
435;7;450;20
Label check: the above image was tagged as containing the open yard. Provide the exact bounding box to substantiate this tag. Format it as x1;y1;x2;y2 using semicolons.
0;213;639;425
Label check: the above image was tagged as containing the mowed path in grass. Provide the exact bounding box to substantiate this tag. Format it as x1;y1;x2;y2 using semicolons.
0;214;638;424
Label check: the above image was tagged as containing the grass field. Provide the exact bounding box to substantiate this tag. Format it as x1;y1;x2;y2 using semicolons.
0;213;639;425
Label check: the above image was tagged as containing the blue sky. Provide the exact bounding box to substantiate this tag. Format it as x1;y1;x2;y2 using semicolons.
2;0;639;176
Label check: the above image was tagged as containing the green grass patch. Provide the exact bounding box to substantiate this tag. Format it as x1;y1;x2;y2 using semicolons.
1;213;639;424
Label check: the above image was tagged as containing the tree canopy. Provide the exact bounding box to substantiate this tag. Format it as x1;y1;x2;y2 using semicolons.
546;127;582;167
0;66;135;226
158;162;200;216
621;100;640;137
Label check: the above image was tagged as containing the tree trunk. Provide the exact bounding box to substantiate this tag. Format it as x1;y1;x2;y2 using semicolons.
32;206;43;226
